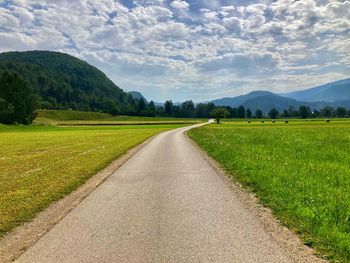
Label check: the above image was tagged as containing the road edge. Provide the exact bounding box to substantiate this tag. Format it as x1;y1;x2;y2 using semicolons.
185;129;328;263
0;135;155;263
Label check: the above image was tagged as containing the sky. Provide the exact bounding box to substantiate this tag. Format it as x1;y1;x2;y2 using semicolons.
0;0;349;102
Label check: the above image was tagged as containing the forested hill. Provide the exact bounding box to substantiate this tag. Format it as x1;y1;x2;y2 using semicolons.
0;51;133;113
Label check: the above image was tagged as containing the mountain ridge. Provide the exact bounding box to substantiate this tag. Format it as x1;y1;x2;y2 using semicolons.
280;78;350;102
211;78;350;112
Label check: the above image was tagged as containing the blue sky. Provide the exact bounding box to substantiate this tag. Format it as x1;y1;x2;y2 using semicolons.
0;0;349;102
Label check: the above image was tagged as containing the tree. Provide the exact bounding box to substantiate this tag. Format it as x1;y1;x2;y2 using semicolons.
311;109;320;118
181;100;195;118
0;71;39;124
125;98;136;115
246;108;252;119
255;109;263;119
164;100;173;115
210;108;229;124
195;103;209;118
137;98;146;114
282;109;290;118
299;106;311;119
207;103;216;116
172;105;181;117
238;105;245;118
105;100;119;116
148;100;156;116
268;108;279;119
0;98;15;124
231;107;238;118
321;106;334;118
288;106;298;117
336;107;347;117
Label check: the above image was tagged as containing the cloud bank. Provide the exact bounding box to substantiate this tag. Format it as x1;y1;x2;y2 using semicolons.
0;0;349;101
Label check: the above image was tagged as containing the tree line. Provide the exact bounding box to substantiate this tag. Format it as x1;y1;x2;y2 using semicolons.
160;102;350;119
1;71;350;124
265;106;350;119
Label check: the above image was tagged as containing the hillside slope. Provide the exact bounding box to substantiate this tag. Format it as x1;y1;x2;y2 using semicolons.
0;51;132;112
281;78;350;102
212;91;271;108
213;91;308;113
243;93;307;113
128;91;147;102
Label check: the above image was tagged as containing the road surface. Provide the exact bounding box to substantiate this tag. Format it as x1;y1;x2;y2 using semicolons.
17;123;294;263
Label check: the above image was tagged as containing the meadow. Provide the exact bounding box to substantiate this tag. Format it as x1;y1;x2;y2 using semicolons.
0;123;186;237
34;110;203;125
189;120;350;262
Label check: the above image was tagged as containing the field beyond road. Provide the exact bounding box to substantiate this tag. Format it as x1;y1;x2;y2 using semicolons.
189;120;350;262
0;123;185;237
34;110;203;125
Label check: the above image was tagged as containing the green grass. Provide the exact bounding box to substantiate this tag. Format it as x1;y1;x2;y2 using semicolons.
222;118;350;123
0;124;185;236
34;110;204;125
189;120;350;262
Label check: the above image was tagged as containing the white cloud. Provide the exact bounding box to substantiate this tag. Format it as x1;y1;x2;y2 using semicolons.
222;16;242;32
170;0;189;10
0;0;348;101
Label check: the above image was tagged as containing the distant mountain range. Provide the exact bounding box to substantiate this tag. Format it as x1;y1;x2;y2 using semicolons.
280;78;350;102
212;78;350;113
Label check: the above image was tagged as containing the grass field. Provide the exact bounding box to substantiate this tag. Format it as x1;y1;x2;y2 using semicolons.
0;123;185;237
189;120;350;262
34;110;204;125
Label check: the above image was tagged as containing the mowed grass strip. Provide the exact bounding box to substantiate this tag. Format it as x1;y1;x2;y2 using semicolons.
34;110;203;125
0;124;184;236
189;120;350;262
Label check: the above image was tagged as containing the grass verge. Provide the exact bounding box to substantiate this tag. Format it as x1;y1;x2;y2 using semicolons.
189;120;350;262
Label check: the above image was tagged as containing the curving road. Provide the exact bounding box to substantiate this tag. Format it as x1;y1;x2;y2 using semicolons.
17;123;293;263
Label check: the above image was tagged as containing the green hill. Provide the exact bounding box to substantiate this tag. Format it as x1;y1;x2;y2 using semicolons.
128;91;147;102
0;51;133;113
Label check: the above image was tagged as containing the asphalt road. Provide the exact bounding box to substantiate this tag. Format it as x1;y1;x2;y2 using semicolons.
17;123;293;263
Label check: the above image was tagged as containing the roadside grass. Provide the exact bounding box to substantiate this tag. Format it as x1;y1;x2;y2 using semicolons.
35;110;204;125
189;120;350;262
222;118;350;123
0;124;184;237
